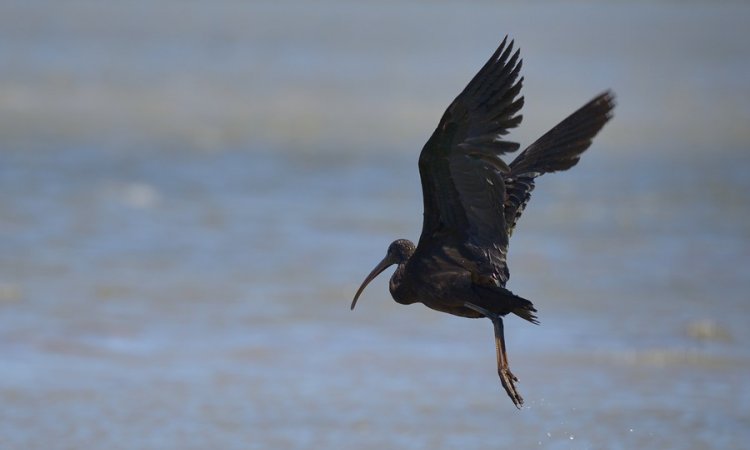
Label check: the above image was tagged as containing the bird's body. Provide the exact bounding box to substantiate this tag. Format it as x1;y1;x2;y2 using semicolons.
386;241;530;319
352;37;615;408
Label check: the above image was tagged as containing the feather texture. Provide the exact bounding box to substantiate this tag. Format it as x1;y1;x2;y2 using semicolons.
417;38;614;287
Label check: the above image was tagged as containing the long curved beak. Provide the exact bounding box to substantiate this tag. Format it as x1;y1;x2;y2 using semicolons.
350;255;394;310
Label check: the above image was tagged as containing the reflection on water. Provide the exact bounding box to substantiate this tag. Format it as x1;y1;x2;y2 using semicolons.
1;0;749;449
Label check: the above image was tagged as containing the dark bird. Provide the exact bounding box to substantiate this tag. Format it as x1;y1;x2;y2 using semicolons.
351;37;615;408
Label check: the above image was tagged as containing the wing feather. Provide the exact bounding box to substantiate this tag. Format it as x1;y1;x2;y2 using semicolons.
503;91;616;235
418;37;524;282
416;39;614;285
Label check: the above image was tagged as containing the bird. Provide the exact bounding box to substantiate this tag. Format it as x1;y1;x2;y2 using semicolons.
350;36;615;408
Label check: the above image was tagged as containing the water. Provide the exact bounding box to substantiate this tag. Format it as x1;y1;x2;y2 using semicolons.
1;1;749;449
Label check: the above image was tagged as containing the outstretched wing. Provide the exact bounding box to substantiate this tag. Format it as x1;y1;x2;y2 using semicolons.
503;91;616;236
417;37;524;283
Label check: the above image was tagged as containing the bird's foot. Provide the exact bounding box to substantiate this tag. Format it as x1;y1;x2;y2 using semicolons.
499;367;524;408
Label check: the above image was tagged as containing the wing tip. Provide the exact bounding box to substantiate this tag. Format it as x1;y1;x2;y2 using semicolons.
595;90;617;115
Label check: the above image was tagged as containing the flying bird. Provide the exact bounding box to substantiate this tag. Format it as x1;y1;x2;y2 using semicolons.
351;37;615;408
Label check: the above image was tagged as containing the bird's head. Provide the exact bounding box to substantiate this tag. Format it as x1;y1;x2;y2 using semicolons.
350;239;415;310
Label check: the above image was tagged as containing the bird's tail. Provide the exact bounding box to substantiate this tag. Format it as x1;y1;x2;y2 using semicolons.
511;295;539;325
474;283;539;324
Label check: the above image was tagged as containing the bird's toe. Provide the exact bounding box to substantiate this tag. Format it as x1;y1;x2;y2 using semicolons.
499;368;524;408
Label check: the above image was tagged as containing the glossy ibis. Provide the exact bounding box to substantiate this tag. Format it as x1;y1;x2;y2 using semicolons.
351;37;615;408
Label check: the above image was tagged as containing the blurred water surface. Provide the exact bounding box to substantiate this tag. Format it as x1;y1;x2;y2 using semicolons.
1;1;749;449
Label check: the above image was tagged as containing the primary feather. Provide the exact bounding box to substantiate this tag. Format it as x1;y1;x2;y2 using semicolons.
417;37;614;285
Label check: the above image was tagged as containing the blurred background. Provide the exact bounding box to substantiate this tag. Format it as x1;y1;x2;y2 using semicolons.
1;1;749;449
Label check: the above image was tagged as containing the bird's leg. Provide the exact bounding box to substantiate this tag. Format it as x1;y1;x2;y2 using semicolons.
491;316;524;408
464;302;524;408
498;323;518;382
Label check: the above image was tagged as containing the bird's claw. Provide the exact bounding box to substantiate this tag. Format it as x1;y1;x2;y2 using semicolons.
499;367;524;408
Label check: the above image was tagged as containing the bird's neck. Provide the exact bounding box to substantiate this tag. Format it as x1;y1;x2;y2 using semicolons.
389;263;417;305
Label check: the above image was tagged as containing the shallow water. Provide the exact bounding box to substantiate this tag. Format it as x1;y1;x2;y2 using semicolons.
1;1;750;449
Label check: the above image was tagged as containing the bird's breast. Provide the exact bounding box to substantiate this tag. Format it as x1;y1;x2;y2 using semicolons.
391;264;483;317
389;268;419;305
